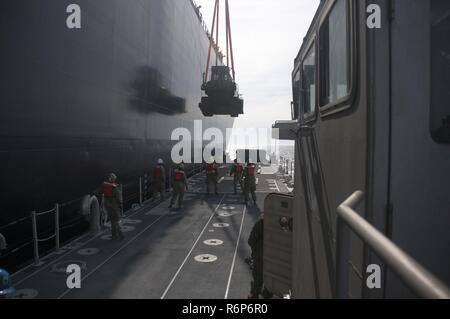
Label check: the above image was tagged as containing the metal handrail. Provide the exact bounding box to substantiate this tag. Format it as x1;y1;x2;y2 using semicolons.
31;203;61;266
336;191;450;299
1;169;202;263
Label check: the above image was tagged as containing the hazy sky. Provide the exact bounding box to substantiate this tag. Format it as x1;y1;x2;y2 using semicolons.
194;0;320;130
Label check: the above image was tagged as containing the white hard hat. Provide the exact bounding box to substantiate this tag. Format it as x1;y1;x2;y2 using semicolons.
157;159;164;165
108;173;117;182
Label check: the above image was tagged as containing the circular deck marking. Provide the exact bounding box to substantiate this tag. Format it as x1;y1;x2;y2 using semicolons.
194;254;218;263
13;289;39;299
121;225;135;233
221;206;236;210
52;260;87;274
218;212;233;217
213;223;230;228
203;239;224;246
77;248;100;256
64;242;83;250
122;219;142;225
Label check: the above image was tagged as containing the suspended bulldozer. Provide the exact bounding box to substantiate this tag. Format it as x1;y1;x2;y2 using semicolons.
199;66;243;117
198;0;244;118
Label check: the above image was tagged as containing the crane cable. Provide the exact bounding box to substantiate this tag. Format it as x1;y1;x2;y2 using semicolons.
204;0;236;83
226;0;236;81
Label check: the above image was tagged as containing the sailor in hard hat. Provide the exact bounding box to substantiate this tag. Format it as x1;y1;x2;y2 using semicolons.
206;157;219;195
243;162;257;206
169;163;188;209
103;173;124;240
230;159;244;195
153;159;166;202
0;269;16;299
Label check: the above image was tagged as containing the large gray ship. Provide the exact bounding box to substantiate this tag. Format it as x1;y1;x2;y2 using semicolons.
0;0;234;270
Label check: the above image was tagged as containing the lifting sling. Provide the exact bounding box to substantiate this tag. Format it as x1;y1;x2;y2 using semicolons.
199;0;244;118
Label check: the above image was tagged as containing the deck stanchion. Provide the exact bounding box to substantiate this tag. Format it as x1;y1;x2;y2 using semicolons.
55;203;60;253
31;211;42;267
139;177;143;206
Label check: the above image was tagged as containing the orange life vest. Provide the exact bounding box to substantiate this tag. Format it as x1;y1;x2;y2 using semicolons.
103;182;117;198
207;163;217;175
245;165;256;177
174;169;185;182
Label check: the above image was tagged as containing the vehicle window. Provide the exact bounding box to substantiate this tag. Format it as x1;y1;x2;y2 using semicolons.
302;45;316;117
319;0;349;106
431;0;450;143
292;69;301;120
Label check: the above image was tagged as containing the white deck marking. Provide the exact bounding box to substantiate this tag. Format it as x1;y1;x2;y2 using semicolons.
58;212;168;299
221;206;236;210
218;212;233;217
101;234;114;241
13;289;39;299
13;170;204;288
213;223;230;228
77;248;100;256
224;205;246;299
194;254;218;263
203;239;224;246
11;232;88;281
160;195;226;299
13;197;169;285
273;179;281;192
121;225;135;232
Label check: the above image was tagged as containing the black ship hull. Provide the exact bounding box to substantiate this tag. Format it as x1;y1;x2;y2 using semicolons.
0;0;234;269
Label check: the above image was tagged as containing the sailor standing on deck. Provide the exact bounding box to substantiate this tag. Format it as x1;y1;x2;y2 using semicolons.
248;214;272;299
169;164;188;209
206;158;219;195
230;159;244;195
103;173;124;240
153;159;166;202
243;162;257;206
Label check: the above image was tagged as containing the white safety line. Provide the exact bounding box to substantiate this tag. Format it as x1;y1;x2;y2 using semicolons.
161;194;226;299
13;198;169;287
11;232;90;280
273;179;281;192
12;233;102;287
13;171;204;286
58;212;168;299
224;205;246;299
